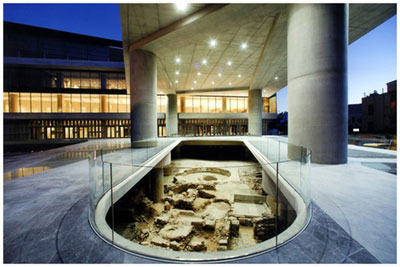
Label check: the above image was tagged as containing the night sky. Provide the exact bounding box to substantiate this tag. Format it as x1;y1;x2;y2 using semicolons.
4;4;397;112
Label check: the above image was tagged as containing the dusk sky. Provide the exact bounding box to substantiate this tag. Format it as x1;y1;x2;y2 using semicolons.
4;4;397;113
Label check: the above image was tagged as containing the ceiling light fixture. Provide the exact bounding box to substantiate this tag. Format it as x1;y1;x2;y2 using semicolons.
175;3;188;11
194;81;197;84
238;74;241;78
191;87;194;90
211;81;215;85
218;73;222;77
275;76;278;80
209;39;217;47
241;42;248;49
175;57;181;63
175;71;179;75
229;82;232;86
197;72;201;76
175;80;178;84
227;60;232;66
202;59;207;65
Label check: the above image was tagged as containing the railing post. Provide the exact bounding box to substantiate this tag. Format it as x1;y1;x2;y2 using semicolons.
110;163;115;243
275;161;279;248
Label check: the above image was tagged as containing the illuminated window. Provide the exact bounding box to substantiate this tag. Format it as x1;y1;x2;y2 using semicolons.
91;94;100;112
193;97;200;113
71;72;80;88
215;97;223;113
185;96;193;113
51;94;58;112
20;93;30;112
107;73;118;89
118;95;127;112
230;97;238;113
42;93;52;112
71;94;81;112
238;98;245;113
118;73;126;89
200;96;208;112
159;95;166;113
63;94;72;112
63;72;71;88
209;97;216;113
90;73;101;89
269;96;277;113
81;72;90;89
177;97;182;112
31;93;41;113
3;93;9;112
109;95;118;112
263;98;270;113
81;94;90;112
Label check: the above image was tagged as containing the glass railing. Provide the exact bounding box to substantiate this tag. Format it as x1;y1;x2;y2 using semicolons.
87;136;311;262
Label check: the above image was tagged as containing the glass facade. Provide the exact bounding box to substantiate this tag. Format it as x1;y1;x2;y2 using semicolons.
4;68;126;91
3;92;130;113
178;96;250;113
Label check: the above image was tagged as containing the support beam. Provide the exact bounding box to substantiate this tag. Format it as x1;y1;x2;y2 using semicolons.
166;94;178;136
248;89;262;135
130;49;157;146
288;4;348;164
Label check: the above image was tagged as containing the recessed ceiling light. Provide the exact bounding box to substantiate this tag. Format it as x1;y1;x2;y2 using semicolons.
202;59;207;65
191;87;194;90
194;81;197;84
241;42;248;49
275;76;278;80
175;80;178;84
218;73;222;77
197;72;201;76
211;81;215;85
227;60;232;66
238;74;241;78
175;57;181;63
175;3;188;11
175;71;179;75
209;39;217;47
229;82;232;86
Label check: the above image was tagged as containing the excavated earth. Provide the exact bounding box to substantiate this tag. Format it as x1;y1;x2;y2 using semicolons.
114;159;277;252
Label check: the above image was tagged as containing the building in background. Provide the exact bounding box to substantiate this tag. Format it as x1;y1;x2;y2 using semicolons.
3;22;278;150
361;80;397;134
348;104;362;134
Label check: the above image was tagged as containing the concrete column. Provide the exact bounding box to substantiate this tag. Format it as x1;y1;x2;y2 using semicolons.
57;94;63;112
150;167;163;203
166;94;178;136
288;4;348;164
10;93;19;112
248;89;262;135
101;95;108;112
129;49;157;146
222;97;227;113
180;96;186;113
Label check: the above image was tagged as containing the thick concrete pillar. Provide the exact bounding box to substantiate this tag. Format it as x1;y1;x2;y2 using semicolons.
222;97;227;113
288;4;348;164
101;95;108;112
166;94;178;136
180;96;186;113
57;94;63;112
150;167;163;203
130;49;157;146
248;89;262;135
10;93;19;112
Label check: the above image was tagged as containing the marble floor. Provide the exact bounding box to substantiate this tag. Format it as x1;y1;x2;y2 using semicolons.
3;137;397;263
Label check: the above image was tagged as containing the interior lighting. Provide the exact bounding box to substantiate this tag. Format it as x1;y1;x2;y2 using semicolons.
241;42;248;49
229;82;232;86
202;59;207;65
175;3;188;11
175;80;179;84
191;87;194;90
227;60;232;66
211;81;215;85
275;76;278;80
175;71;179;75
238;74;241;78
218;73;222;77
209;39;217;47
197;72;201;76
175;57;181;63
194;81;197;84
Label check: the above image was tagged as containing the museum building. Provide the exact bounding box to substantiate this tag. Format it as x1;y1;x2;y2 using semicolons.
3;21;277;144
